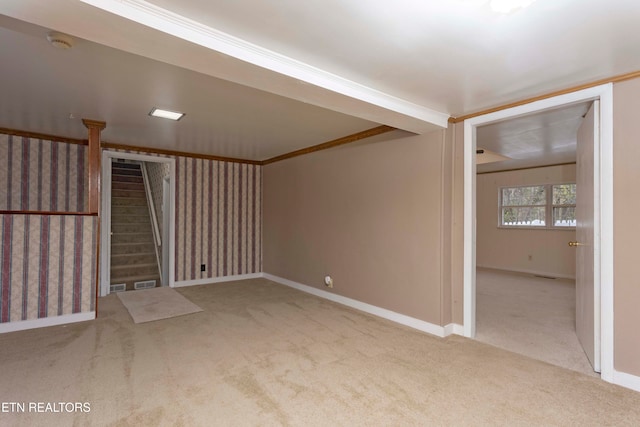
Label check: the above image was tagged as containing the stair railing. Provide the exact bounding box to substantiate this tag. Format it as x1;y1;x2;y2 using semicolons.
141;163;163;284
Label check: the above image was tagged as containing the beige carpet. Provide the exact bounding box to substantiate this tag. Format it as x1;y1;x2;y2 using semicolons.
475;268;596;377
116;286;203;323
1;278;639;426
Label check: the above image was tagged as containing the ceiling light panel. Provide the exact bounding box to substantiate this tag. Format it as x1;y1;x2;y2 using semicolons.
149;107;185;121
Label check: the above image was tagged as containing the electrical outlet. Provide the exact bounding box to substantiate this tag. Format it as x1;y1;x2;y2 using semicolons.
201;264;206;272
324;276;333;288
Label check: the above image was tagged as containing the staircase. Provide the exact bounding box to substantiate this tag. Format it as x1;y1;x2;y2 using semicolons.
110;161;160;291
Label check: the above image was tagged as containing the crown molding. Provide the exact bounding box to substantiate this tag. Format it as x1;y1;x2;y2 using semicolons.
449;70;640;123
79;0;449;131
101;142;262;165
262;125;395;165
0;127;87;145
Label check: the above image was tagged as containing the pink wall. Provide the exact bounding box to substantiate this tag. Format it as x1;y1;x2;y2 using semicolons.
612;78;640;376
476;164;577;279
263;132;446;325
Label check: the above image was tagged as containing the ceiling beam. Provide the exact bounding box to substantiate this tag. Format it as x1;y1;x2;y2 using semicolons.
77;0;449;132
0;0;448;134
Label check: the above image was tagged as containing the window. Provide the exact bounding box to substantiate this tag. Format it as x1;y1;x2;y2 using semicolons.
552;183;576;227
499;183;576;228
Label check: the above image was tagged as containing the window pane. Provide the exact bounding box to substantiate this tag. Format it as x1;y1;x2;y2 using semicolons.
552;184;576;205
501;186;546;206
502;207;546;226
553;206;576;227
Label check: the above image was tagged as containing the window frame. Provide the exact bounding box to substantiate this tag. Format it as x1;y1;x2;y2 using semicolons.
498;182;576;230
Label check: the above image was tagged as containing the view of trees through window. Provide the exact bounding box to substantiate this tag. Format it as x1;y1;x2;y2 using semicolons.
500;183;576;228
552;184;576;227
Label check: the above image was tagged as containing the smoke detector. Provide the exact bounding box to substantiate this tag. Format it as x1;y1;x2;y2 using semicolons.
47;32;74;50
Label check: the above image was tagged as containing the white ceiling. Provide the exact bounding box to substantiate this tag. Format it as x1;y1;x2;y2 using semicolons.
476;101;591;173
0;16;382;160
0;0;639;161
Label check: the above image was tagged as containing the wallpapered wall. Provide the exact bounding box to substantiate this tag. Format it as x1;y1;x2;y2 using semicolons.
108;149;263;283
0;132;261;326
175;157;262;282
0;131;96;325
0;134;88;212
0;215;96;323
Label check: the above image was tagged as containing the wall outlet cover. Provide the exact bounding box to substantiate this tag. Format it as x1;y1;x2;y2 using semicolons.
324;276;333;288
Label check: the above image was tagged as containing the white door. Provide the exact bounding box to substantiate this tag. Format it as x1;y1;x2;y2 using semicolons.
575;101;600;372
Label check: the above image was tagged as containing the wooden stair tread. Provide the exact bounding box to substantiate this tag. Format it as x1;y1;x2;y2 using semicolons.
112;252;155;257
110;161;160;288
111;217;152;222
111;262;157;269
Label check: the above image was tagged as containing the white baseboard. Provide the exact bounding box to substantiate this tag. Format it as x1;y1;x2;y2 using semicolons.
0;312;95;334
262;273;450;338
173;273;263;288
443;323;465;336
477;265;575;280
612;369;640;393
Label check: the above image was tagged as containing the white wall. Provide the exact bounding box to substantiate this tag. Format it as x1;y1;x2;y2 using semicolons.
476;164;576;279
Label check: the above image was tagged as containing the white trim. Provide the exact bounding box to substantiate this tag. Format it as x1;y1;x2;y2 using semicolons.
100;154;112;297
262;273;448;338
598;87;614;382
443;323;465;336
476;265;575;281
161;177;171;287
173;273;263;288
0;312;95;334
79;0;449;132
463;118;477;338
140;163;162;246
463;84;615;383
612;369;640;393
590;100;602;372
100;151;176;296
140;162;163;283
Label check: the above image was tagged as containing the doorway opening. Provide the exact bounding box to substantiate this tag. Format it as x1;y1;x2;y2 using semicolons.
462;84;614;382
472;101;594;375
100;151;176;296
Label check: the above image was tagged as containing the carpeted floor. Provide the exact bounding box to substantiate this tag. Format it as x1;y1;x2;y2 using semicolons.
1;278;639;426
475;268;596;377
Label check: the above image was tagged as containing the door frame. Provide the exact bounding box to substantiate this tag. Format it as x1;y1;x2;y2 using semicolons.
100;151;176;296
462;84;614;381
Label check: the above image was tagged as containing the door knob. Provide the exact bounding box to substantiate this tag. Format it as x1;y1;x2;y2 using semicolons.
568;241;584;247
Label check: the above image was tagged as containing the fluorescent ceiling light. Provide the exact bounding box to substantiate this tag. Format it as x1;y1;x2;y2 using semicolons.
490;0;537;13
149;107;185;121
